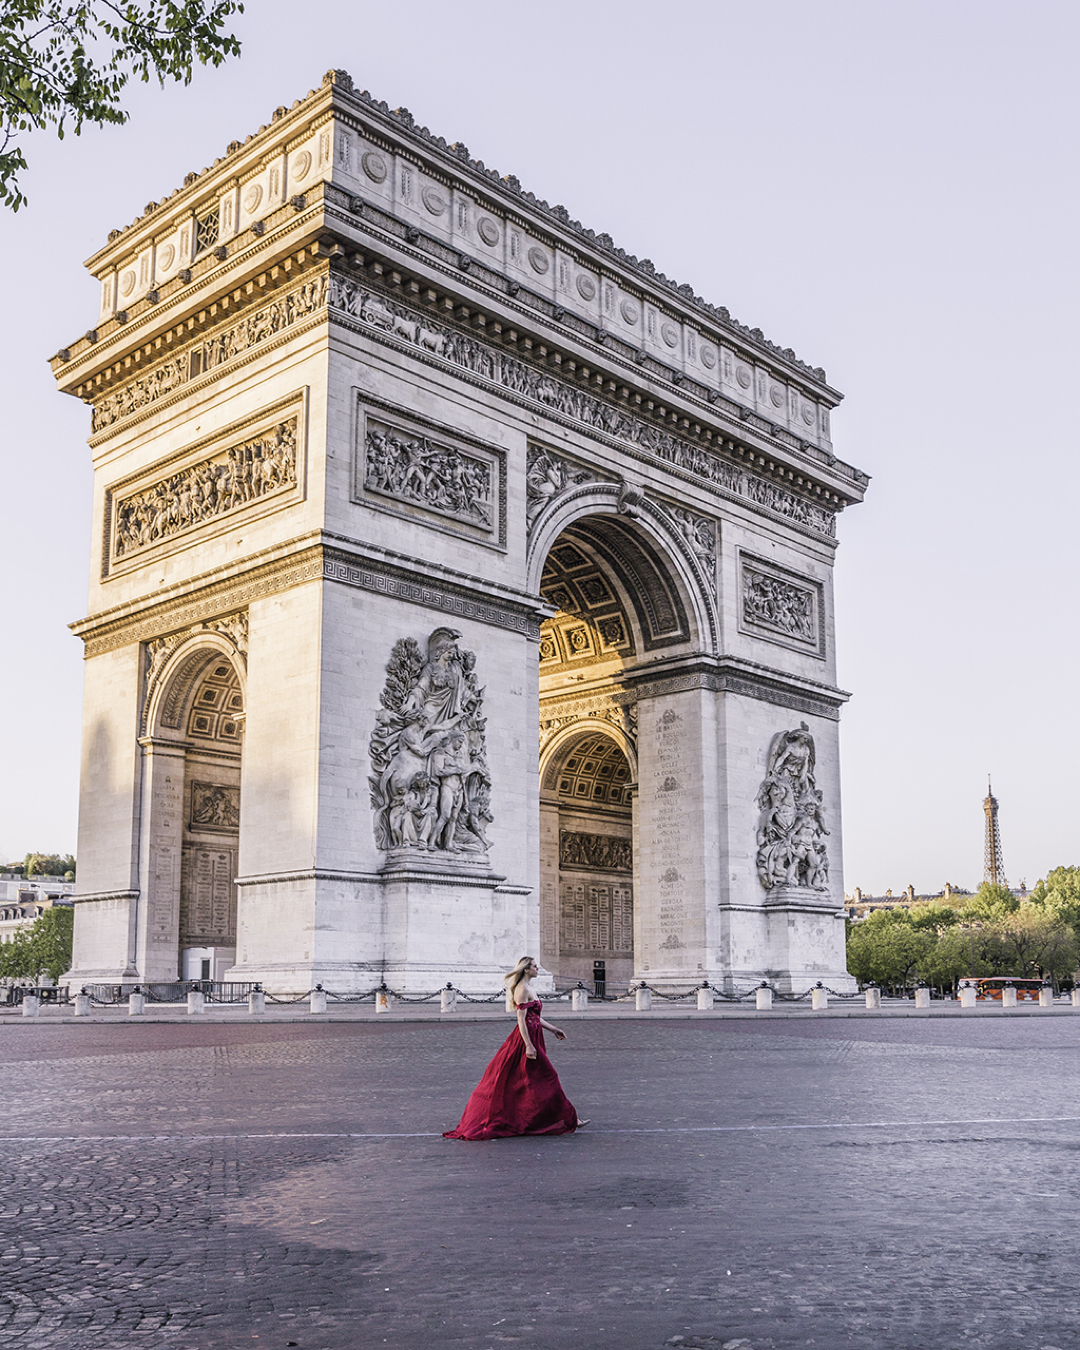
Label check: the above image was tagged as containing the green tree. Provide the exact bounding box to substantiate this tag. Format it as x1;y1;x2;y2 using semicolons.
1029;866;1080;933
846;909;934;991
966;881;1019;921
1;0;243;210
0;905;74;981
23;851;75;878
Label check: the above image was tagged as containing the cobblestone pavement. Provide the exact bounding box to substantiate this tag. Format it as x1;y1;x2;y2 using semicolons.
3;1016;1080;1350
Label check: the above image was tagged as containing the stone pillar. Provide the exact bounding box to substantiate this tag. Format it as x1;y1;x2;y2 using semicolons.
1072;988;1080;1008
21;994;40;1018
73;991;92;1017
914;987;931;1010
696;984;714;1011
310;985;328;1014
635;984;652;1011
571;985;589;1012
1001;984;1017;1009
811;985;828;1011
865;986;881;1009
128;990;146;1015
187;988;205;1014
756;985;773;1011
959;984;976;1009
1039;985;1054;1009
248;989;266;1015
633;688;719;990
374;986;392;1014
440;985;457;1014
135;738;187;982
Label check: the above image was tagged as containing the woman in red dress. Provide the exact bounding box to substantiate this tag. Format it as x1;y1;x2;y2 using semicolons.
444;956;585;1140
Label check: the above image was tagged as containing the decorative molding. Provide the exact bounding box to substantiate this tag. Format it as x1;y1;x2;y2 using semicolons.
540;699;638;755
328;275;839;540
738;551;825;658
89;272;328;435
322;551;541;638
70;889;140;905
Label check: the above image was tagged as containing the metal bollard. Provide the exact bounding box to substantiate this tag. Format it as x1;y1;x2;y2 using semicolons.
310;984;328;1014
959;984;976;1009
128;989;145;1016
21;994;40;1018
571;983;589;1012
811;983;828;1011
187;989;205;1015
440;983;457;1014
1001;984;1017;1009
914;987;931;1010
248;989;265;1016
756;984;773;1011
865;985;881;1009
73;990;91;1017
1039;985;1054;1009
635;984;652;1012
374;985;392;1014
697;983;714;1011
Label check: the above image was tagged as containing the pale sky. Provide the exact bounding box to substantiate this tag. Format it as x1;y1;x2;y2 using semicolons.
1;0;1076;893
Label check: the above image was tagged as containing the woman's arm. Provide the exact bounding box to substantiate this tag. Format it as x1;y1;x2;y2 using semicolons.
517;1004;537;1057
538;1016;566;1040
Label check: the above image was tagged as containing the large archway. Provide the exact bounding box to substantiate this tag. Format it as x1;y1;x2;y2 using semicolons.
138;633;246;983
534;494;715;991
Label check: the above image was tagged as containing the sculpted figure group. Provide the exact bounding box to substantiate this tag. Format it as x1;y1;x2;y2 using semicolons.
755;722;830;892
369;629;493;857
364;421;492;527
113;421;297;558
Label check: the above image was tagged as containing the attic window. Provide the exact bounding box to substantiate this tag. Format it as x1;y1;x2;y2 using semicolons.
194;206;219;255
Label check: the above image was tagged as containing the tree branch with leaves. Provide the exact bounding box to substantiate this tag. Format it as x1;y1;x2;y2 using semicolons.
0;0;243;210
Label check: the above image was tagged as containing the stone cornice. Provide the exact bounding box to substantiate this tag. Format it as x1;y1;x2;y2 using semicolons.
541;653;849;722
72;532;551;655
52;72;867;492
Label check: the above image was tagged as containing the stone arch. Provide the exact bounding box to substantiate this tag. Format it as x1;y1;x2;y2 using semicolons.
136;632;246;984
525;482;718;656
538;723;636;991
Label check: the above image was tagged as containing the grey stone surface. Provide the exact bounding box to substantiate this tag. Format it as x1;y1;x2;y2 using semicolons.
2;1016;1080;1348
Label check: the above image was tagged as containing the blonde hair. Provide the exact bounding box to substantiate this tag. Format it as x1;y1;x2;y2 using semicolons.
504;955;536;1012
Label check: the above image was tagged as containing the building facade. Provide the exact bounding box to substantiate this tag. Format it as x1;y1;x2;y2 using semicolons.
53;72;868;994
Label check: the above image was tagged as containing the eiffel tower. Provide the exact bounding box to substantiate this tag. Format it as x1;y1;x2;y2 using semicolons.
983;777;1007;887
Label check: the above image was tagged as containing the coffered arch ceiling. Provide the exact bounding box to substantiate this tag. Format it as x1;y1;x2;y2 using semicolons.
539;515;691;677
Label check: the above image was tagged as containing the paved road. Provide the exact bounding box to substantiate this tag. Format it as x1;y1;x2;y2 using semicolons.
3;1014;1080;1350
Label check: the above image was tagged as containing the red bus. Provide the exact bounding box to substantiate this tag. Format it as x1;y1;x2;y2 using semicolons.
960;977;1046;1002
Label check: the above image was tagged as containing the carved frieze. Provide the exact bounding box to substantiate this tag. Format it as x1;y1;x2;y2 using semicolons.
368;628;493;859
329;276;838;539
739;553;823;656
111;418;296;564
755;722;830;892
364;418;492;528
559;830;633;872
91;274;328;434
189;782;241;832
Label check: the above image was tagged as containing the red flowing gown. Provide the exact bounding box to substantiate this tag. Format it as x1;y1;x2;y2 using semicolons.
444;999;579;1140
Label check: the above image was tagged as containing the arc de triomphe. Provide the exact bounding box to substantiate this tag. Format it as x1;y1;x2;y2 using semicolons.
52;71;868;994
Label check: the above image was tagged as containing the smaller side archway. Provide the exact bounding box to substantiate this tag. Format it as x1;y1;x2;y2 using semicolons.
136;636;246;983
539;724;637;991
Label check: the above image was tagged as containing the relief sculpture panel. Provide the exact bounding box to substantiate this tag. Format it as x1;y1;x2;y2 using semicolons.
755;722;830;892
110;419;297;564
369;628;493;859
364;417;492;529
739;553;823;656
